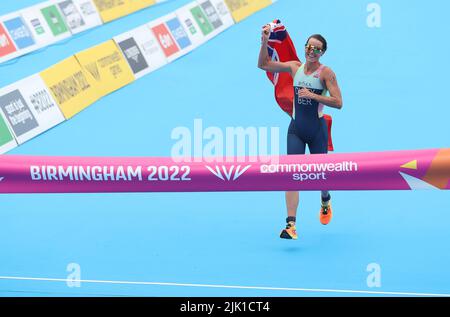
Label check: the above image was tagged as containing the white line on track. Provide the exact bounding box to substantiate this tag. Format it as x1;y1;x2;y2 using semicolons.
0;276;449;297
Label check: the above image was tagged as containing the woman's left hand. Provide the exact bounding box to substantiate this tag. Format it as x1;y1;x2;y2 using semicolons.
298;88;316;100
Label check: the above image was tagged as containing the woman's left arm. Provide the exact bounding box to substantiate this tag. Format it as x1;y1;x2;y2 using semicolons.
298;67;343;109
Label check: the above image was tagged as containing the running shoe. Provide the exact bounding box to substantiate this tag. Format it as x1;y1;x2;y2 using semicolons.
319;203;332;225
280;221;298;240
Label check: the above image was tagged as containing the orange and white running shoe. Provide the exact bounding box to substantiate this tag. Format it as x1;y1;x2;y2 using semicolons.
280;222;298;240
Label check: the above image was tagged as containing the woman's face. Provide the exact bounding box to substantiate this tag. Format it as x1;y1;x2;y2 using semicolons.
304;38;324;63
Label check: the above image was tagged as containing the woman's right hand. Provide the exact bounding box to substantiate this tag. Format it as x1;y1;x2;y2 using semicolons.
261;24;270;44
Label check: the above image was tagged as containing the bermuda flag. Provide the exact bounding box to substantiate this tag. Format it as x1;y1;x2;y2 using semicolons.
265;19;334;151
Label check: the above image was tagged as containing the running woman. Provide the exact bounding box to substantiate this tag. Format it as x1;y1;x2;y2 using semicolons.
258;25;343;240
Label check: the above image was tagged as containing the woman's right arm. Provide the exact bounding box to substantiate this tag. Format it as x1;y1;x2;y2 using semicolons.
257;25;300;75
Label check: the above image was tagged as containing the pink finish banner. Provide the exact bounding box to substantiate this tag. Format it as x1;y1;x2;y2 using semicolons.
0;149;449;193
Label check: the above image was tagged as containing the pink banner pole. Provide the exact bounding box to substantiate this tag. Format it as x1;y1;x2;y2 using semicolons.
0;148;449;194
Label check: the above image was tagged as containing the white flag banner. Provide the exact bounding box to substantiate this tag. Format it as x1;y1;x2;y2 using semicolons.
148;13;193;62
72;0;103;31
0;12;38;62
0;74;65;144
114;24;168;79
204;0;234;33
20;1;71;49
197;0;234;39
56;0;100;35
175;1;207;49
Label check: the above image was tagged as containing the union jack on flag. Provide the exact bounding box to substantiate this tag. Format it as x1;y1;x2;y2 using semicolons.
265;19;300;116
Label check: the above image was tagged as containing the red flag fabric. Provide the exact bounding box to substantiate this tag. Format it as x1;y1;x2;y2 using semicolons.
265;19;334;151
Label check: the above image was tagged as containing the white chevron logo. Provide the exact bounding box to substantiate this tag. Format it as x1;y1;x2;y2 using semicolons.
399;172;438;190
0;177;4;182
205;165;251;181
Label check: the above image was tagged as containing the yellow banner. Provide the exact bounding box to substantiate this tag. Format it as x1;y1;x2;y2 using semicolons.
92;0;133;23
92;0;156;23
39;56;100;119
75;40;135;98
224;0;272;22
130;0;156;11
